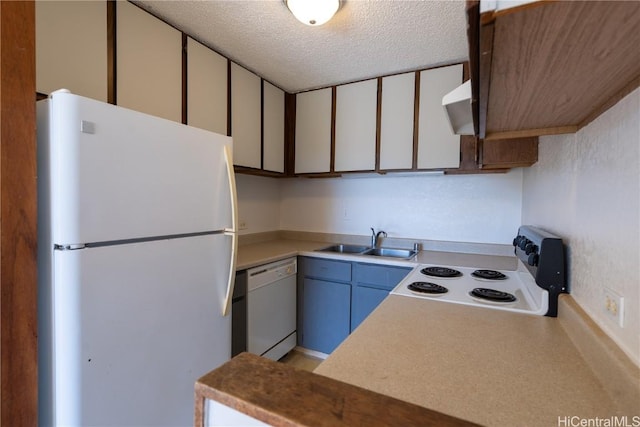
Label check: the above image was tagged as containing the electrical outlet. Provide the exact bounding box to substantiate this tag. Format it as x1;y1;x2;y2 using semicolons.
238;219;248;230
604;287;624;328
342;201;352;221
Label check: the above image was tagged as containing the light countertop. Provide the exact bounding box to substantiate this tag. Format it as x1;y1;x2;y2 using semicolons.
314;295;639;426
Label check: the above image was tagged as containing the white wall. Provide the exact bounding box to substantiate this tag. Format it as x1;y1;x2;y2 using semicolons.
522;88;640;366
237;169;524;244
279;171;523;244
235;174;281;235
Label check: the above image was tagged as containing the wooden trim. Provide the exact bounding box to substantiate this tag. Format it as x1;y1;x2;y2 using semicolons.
466;0;479;136
453;135;480;173
375;77;382;172
411;71;420;169
107;0;116;104
284;93;296;176
485;126;577;141
181;33;187;125
0;2;38;425
226;59;231;137
445;168;508;175
480;136;538;169
578;73;640;131
234;166;286;178
478;11;494;140
330;86;336;173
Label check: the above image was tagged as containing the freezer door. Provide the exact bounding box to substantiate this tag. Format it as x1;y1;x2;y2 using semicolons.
42;234;232;427
40;92;234;245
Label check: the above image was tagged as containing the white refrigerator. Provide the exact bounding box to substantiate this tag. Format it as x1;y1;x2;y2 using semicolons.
37;90;238;426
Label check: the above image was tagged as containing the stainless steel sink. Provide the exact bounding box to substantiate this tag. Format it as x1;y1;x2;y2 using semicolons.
317;244;370;254
362;247;417;259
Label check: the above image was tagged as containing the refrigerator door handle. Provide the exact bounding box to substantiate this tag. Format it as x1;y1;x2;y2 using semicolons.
222;230;237;316
223;145;238;234
222;145;238;316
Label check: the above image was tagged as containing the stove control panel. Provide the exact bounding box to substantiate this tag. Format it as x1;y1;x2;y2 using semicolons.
513;226;567;317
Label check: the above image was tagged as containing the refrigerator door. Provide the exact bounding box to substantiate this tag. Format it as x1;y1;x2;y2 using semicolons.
42;234;232;426
40;91;234;245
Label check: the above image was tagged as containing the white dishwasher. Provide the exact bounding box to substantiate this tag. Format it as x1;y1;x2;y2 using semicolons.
247;257;297;361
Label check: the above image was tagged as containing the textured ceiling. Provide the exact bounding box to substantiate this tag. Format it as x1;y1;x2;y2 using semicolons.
134;0;469;93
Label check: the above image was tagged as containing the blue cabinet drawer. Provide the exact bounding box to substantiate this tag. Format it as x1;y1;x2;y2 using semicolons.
303;257;352;282
354;263;411;290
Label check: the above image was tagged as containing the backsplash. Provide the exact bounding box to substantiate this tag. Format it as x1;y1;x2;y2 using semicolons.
522;88;640;366
237;170;524;243
279;172;523;243
235;174;281;235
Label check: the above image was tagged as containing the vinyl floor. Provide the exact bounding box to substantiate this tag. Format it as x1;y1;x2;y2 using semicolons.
279;350;323;372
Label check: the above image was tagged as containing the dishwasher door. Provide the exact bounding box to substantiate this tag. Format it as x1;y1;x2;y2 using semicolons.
247;258;297;361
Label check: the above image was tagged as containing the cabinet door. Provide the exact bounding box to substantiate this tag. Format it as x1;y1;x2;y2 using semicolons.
295;88;332;174
187;37;227;135
36;1;107;101
380;73;415;170
301;278;350;354
352;263;410;331
231;63;261;168
263;82;285;173
417;64;463;169
117;1;182;122
334;79;377;172
351;285;388;332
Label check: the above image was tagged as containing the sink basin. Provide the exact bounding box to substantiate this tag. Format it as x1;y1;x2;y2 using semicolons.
317;244;370;254
362;247;417;259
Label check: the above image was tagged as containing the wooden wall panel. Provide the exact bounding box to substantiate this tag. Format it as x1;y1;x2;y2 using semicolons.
0;2;38;425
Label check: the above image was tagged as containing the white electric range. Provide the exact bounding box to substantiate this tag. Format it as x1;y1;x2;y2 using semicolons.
391;226;567;317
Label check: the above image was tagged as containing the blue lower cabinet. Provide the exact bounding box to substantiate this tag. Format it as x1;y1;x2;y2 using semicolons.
351;285;389;331
351;263;411;332
299;257;410;354
301;278;351;354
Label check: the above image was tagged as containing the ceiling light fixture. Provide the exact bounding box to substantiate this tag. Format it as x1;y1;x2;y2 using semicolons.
286;0;339;26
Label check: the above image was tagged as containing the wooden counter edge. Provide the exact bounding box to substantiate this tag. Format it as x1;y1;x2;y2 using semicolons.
194;352;481;427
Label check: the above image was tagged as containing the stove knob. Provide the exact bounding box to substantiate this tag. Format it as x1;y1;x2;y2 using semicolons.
512;235;522;247
518;238;529;250
525;243;537;255
528;253;539;266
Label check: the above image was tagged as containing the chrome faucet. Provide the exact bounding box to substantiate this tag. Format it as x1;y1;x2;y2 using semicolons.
370;228;387;248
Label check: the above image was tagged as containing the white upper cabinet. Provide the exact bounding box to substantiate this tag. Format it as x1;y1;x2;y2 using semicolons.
417;64;463;169
231;63;261;169
295;88;332;174
36;1;107;101
334;80;378;172
263;82;285;173
380;73;415;170
187;37;227;135
117;1;182;122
